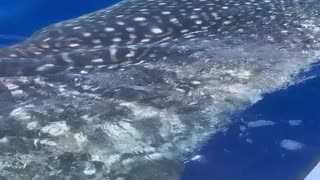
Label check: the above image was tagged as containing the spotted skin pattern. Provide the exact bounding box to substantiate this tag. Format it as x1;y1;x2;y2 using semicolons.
0;0;320;180
0;0;319;76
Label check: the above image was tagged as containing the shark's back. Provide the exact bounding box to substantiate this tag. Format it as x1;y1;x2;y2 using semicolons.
0;0;319;77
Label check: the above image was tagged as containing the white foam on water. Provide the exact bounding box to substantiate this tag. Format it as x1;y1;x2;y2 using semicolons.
280;139;304;151
288;120;303;126
247;120;276;128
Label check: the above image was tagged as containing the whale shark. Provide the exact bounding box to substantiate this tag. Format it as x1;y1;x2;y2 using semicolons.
0;0;320;179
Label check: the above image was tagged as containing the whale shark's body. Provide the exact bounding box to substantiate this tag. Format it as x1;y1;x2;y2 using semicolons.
0;0;320;179
0;0;319;77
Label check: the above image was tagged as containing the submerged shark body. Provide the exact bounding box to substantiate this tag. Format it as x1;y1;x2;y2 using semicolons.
0;0;320;179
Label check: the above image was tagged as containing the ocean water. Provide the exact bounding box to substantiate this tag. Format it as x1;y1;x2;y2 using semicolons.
182;75;320;180
1;0;320;179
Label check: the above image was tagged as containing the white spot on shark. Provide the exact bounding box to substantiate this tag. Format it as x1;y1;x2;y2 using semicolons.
151;27;163;34
69;43;80;47
133;17;147;21
91;58;104;63
105;27;115;32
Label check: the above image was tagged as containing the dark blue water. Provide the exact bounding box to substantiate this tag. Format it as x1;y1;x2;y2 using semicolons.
182;76;320;180
0;0;118;46
1;0;320;179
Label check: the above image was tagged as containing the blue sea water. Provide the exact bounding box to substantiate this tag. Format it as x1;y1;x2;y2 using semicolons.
0;0;320;179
